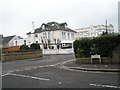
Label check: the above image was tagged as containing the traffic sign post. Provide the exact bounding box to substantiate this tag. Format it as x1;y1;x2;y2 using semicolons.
91;54;101;64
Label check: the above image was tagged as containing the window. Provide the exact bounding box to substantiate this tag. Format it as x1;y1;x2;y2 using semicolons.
68;33;70;39
35;34;38;37
24;40;26;45
62;32;64;39
48;32;50;39
15;41;17;46
71;33;74;39
43;32;47;38
65;24;67;29
42;25;45;30
51;24;54;26
36;41;38;44
62;32;66;39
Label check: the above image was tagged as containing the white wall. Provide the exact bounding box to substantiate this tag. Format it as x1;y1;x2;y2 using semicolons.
13;38;28;46
43;49;74;54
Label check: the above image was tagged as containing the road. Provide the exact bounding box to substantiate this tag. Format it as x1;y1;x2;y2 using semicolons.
1;54;119;88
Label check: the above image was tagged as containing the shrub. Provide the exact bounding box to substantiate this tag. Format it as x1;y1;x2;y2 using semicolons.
92;33;120;57
30;43;40;50
73;38;92;57
20;44;29;51
75;48;84;58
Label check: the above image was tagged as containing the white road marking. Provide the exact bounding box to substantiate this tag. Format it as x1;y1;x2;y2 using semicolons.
51;59;75;67
1;73;10;77
9;71;14;73
20;69;24;71
25;68;31;70
60;59;75;66
58;82;62;84
9;73;50;81
38;66;44;68
45;65;50;67
16;70;20;71
33;67;37;69
51;57;54;58
49;65;55;66
105;65;108;67
90;83;120;88
94;65;97;67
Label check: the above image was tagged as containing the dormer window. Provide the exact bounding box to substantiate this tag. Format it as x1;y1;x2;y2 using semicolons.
51;24;54;26
65;24;67;29
42;25;45;30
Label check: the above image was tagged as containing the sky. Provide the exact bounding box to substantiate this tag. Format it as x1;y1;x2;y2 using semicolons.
0;0;119;37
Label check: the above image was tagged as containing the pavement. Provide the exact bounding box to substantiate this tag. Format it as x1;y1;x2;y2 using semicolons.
61;59;120;72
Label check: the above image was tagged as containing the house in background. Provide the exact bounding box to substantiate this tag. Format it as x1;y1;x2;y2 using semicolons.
74;24;114;38
13;38;28;46
2;35;22;47
26;21;77;49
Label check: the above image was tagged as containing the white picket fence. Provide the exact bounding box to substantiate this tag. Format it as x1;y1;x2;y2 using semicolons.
43;49;74;55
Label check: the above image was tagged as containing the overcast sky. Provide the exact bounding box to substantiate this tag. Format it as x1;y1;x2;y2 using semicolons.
0;0;119;37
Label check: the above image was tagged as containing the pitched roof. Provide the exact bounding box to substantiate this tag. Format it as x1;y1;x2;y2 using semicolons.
27;22;76;34
2;35;15;43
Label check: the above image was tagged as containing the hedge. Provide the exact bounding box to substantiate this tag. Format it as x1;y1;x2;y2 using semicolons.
73;33;120;58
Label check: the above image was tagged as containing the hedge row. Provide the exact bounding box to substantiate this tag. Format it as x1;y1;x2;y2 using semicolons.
73;33;120;58
20;43;41;51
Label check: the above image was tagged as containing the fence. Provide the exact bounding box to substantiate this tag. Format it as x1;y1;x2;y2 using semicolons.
1;50;42;61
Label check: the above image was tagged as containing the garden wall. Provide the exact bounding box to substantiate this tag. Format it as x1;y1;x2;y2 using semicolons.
1;51;42;62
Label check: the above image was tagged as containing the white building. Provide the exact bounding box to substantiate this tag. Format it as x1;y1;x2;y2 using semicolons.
26;21;77;49
74;24;114;38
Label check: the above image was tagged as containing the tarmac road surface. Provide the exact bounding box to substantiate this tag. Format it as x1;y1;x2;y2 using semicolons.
1;54;120;88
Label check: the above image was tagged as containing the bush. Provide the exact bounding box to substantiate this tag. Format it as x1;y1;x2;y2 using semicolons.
73;38;92;57
92;33;120;57
30;43;40;50
75;48;84;58
20;44;29;51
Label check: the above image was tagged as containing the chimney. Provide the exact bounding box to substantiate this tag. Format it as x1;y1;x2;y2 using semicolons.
32;21;35;33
